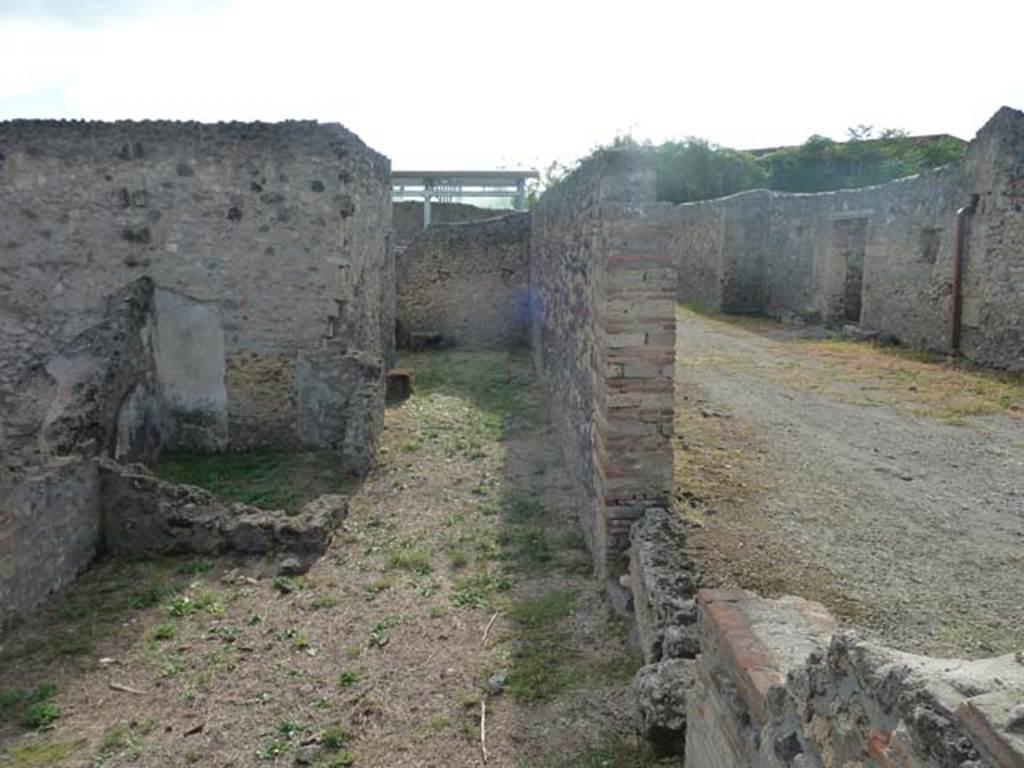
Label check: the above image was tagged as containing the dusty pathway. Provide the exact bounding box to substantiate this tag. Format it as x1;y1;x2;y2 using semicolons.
0;351;661;768
675;307;1024;658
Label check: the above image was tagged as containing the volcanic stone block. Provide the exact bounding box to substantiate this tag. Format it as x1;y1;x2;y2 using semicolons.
634;658;695;757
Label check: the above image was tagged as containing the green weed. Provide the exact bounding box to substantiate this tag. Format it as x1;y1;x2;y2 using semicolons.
152;450;353;512
388;548;432;574
451;572;511;609
505;592;577;629
321;724;352;749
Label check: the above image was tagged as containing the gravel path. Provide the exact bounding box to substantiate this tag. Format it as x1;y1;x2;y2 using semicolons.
676;309;1024;657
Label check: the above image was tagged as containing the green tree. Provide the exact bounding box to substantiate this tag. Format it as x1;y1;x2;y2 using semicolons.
653;138;767;204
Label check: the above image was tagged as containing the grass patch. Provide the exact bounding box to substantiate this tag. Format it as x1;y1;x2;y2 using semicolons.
505;591;576;629
504;592;583;703
499;488;546;520
388;548;432;574
505;638;582;702
368;614;404;647
4;739;86;767
255;739;290;761
365;575;395;600
398;350;545;440
0;559;192;666
498;526;554;569
321;724;352;749
93;722;146;764
310;594;340;611
451;572;511;609
676;304;1024;424
150;623;178;642
414;714;452;741
22;702;60;731
0;683;60;730
799;338;1024;422
152;450;352;513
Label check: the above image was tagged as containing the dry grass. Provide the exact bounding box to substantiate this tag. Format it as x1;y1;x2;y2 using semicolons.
677;305;1024;424
674;381;876;627
797;339;1024;423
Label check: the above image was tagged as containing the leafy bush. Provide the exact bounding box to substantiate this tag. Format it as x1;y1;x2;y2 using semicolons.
576;128;968;205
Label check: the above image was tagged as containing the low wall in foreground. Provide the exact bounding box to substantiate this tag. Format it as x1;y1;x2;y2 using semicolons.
626;510;1024;766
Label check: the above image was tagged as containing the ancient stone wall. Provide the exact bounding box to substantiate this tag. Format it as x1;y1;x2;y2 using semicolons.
625;512;1024;765
0;120;393;624
396;213;531;348
98;460;347;566
674;107;1024;370
530;148;676;577
683;589;1024;767
0;119;393;456
393;200;514;248
0;278;160;625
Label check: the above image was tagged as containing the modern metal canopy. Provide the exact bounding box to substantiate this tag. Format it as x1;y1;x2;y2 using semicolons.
392;169;540;228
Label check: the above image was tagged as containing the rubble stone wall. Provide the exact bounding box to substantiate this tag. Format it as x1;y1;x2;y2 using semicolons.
98;460;347;565
683;589;1024;767
0;119;394;457
530;148;676;576
627;509;1024;766
674;107;1024;370
0;120;393;624
396;213;531;348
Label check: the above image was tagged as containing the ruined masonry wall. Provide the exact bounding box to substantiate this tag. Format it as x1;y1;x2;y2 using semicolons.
396;213;531;348
530;148;676;577
684;589;1024;767
674;107;1024;370
0;119;394;460
0;120;393;626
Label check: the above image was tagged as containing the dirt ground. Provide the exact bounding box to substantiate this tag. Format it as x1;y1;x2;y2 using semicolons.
0;350;665;768
675;307;1024;658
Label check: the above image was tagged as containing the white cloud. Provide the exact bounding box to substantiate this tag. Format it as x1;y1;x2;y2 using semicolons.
1;0;1022;168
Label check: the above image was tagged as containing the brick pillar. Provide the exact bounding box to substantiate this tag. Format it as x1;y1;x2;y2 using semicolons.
593;204;676;576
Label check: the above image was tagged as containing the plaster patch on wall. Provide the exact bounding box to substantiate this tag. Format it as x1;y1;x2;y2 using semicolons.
153;287;228;452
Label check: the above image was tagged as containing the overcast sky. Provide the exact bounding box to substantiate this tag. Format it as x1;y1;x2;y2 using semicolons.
1;0;1022;171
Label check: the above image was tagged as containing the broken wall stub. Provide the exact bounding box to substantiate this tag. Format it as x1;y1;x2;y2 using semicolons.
629;508;700;665
682;588;1024;767
396;213;531;349
294;348;383;474
531;148;676;578
0;459;102;628
98;460;346;565
0;277;163;625
674;107;1024;370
